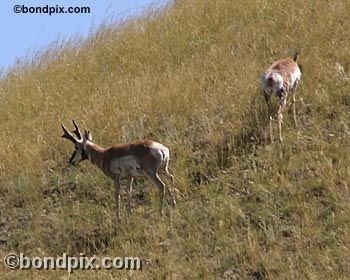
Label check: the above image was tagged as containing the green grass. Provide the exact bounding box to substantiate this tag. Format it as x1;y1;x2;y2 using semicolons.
1;0;350;278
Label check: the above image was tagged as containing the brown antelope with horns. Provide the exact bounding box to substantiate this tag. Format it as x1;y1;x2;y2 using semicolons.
261;52;301;143
61;120;176;221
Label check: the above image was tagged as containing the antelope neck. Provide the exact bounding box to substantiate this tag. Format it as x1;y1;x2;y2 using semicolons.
85;142;106;170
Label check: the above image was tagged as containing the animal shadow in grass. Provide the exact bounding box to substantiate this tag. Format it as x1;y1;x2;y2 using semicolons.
213;93;272;171
233;93;272;154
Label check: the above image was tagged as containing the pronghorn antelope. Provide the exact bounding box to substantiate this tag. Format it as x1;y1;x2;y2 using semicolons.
61;120;176;220
261;52;301;143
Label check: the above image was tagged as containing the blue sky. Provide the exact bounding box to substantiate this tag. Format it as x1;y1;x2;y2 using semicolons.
0;0;162;71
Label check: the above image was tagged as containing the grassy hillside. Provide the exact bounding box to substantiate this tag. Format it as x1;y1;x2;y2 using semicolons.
1;0;350;278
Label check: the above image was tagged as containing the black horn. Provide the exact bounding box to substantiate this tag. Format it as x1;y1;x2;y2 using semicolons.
61;124;78;143
72;120;82;139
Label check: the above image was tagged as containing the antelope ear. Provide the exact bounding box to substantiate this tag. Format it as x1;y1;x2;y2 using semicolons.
84;130;92;141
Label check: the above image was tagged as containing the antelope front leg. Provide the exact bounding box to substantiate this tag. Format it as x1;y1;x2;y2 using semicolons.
126;177;134;213
114;176;121;221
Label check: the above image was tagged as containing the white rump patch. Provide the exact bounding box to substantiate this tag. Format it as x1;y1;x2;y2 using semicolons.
149;142;169;164
261;71;283;95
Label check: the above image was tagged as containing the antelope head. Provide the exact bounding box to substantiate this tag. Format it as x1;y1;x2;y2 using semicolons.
61;120;92;165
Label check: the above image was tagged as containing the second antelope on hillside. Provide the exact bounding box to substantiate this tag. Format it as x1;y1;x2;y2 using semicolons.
61;120;176;221
261;52;302;143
